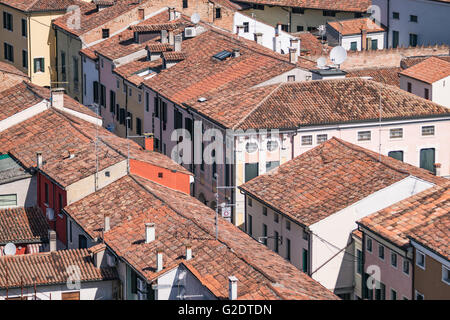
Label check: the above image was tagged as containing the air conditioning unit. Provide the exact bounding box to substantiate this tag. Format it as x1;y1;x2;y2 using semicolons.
46;208;55;221
184;27;196;38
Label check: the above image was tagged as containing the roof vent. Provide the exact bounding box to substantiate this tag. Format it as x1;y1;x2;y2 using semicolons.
198;97;207;102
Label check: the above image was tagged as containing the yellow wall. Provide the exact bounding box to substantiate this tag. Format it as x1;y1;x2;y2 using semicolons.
0;4;65;87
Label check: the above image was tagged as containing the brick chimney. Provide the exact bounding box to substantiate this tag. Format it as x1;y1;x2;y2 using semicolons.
361;28;367;51
144;133;154;151
51;88;65;109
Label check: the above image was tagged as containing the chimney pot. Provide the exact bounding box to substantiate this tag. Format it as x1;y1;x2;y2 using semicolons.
169;7;176;21
51;88;65;109
228;276;238;300
156;250;163;272
434;163;442;176
185;244;192;261
232;48;240;58
174;34;182;52
49;230;57;252
145;223;155;243
36;152;43;168
104;215;110;232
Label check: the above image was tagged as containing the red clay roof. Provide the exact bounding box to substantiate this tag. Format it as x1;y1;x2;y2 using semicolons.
188;78;450;130
400;55;450;69
0;0;82;12
233;0;371;12
399;56;450;84
345;67;401;87
0;82;43;122
65;174;338;300
327;18;385;35
239;138;446;226
0;249;117;289
359;181;450;251
293;32;328;56
0;207;49;245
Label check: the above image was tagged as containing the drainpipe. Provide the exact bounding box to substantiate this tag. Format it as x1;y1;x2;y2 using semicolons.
386;0;390;48
28;14;32;80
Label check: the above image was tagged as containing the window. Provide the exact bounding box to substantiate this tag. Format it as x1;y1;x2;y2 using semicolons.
267;140;278;151
296;26;304;32
410;15;418;22
407;82;412;92
262;206;267;216
403;259;410;275
280;24;288;32
421;125;435;136
3;12;13;31
248;197;252;207
0;194;17;207
245;142;258;153
183;0;188;8
286;220;290;231
317;134;328;144
379;245;385;260
393;12;399;19
357;131;371;141
102;28;110;39
416;251;425;269
274;213;279;223
129;88;132;97
419;148;435;174
391;252;398;268
248;214;253;236
119;108;125;125
415;291;424;300
409;33;418;47
69;220;73;243
357;249;363;274
127;112;133;130
21;19;27;37
78;234;87;249
388;151;404;162
392;31;399;48
215;8;221;19
375;281;386;300
154;97;159;117
136;117;142;136
245;163;258;182
4;43;13;62
424;88;429;100
138;93;142;103
287;75;295;82
442;266;450;285
61;51;66;82
266;161;279;172
391;289;397;300
390;128;403;139
307;26;315;32
350;42;357;51
286;238;291;261
274;231;279;253
22;50;27;68
302;248;309;273
292;8;304;14
252;4;264;10
367;238;372;252
371;39;378;50
109;90;116;113
73;57;79;84
301;135;312;146
44;183;49;205
93;81;99;103
323;10;336;17
262;224;267;245
243;22;249;33
100;84;106;107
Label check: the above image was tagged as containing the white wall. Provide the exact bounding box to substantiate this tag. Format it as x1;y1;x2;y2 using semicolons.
432;76;450;109
341;32;386;51
0;176;36;208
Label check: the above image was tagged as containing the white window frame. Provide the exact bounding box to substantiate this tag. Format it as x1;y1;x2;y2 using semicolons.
421;125;435;136
416;250;426;270
389;128;403;139
301;135;312;146
357;130;371;142
442;265;450;285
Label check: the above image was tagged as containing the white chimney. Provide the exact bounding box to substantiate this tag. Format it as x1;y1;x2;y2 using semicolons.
434;163;441;176
169;7;176;21
289;47;297;64
145;223;155;243
174;34;182;52
49;230;57;252
168;30;175;45
104;215;110;232
156;249;163;272
51;88;65;109
254;32;263;45
228;276;238;300
185;244;192;261
36;152;43;168
232;48;240;58
160;30;168;44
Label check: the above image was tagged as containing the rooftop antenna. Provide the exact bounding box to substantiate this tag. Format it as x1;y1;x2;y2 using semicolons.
329;46;347;68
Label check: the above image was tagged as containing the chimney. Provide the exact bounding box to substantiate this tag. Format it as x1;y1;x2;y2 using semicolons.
228;276;238;300
138;8;145;21
145;223;155;243
104;215;110;232
161;30;168;44
156;249;163;272
254;32;263;45
174;34;182;52
276;23;282;35
36;152;43;168
361;29;367;51
434;163;441;176
144;133;154;151
168;30;175;45
289;47;297;64
236;25;242;35
168;7;175;21
290;38;299;55
51;88;65;109
232;48;240;58
91;244;106;268
185;244;192;261
67;148;76;159
49;230;57;252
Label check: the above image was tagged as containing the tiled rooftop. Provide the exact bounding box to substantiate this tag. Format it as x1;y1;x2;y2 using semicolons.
0;0;81;12
0;154;31;185
0;248;117;289
293;32;329;56
233;0;371;12
359;181;450;251
400;55;450;69
0;207;49;245
188;78;450;130
65;174;338;300
345;67;401;87
399;56;450;84
327;18;386;35
239;138;446;226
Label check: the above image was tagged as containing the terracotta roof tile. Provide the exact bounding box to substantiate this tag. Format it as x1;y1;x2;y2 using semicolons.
328;18;385;36
345;67;401;87
234;0;371;12
0;207;49;245
239;138;446;226
0;0;82;12
399;56;450;84
400;55;450;69
293;32;328;56
0;249;117;289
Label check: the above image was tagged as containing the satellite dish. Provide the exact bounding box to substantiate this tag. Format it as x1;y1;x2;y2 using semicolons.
191;13;200;25
3;243;16;256
329;46;347;65
317;57;327;69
